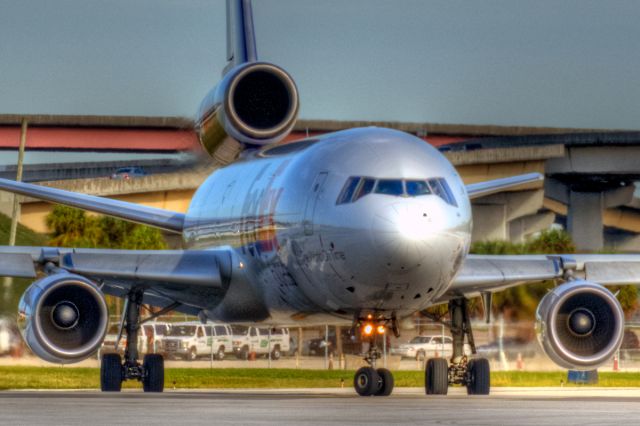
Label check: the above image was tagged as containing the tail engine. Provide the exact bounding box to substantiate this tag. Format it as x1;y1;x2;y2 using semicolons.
535;280;624;370
17;273;108;364
196;62;299;165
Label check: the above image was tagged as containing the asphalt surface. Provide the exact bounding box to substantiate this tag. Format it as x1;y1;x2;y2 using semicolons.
1;388;639;425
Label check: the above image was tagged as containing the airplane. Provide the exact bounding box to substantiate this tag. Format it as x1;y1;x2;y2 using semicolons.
0;0;638;396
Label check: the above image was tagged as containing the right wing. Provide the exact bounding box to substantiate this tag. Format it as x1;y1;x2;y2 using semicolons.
0;177;185;233
0;246;234;315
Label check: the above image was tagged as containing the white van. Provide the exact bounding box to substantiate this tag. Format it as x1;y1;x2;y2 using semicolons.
232;326;290;360
161;322;233;360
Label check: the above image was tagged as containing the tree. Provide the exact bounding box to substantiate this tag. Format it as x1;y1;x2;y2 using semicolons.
46;206;167;250
45;206;168;316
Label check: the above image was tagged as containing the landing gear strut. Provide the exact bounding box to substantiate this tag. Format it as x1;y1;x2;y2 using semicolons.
100;289;165;392
352;314;396;397
423;298;490;395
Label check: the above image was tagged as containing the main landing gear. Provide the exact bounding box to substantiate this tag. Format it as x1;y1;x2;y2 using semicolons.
352;315;396;397
423;298;490;396
100;289;165;392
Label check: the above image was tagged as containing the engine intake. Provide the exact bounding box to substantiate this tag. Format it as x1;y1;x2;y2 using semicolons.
197;62;299;165
535;280;624;370
17;273;108;364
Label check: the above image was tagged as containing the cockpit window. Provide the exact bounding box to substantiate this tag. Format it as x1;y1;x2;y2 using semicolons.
336;176;457;206
405;180;432;196
375;179;404;196
428;179;458;206
337;177;361;204
354;178;376;201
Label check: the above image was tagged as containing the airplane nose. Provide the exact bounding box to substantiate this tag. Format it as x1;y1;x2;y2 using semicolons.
371;202;440;271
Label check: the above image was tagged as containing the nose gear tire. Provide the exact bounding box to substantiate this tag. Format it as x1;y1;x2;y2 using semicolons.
374;368;394;396
354;367;380;396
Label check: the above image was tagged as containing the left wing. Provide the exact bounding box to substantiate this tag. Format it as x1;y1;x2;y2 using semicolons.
444;253;640;301
466;172;543;199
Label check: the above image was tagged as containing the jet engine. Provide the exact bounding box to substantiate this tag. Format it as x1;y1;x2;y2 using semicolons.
17;273;108;364
196;62;299;165
535;280;624;370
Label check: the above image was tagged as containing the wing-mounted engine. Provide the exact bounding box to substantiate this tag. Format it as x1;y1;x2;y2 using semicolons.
535;280;624;370
196;62;299;165
17;273;108;364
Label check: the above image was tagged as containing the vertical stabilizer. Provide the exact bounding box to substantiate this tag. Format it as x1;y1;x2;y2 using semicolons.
224;0;258;74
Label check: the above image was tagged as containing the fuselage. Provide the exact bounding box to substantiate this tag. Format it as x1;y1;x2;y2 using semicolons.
183;127;472;324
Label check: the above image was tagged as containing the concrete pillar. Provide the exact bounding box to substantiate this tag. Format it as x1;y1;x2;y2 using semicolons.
567;191;603;251
508;212;555;242
604;232;640;252
471;204;507;242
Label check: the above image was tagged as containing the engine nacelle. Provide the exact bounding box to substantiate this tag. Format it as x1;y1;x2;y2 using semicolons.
196;62;299;165
535;280;624;370
17;273;109;364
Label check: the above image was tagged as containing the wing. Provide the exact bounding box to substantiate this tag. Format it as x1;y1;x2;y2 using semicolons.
0;177;184;233
443;253;640;301
466;173;543;199
0;246;234;315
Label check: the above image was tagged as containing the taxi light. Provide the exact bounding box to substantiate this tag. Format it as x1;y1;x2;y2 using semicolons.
377;325;386;334
363;324;374;335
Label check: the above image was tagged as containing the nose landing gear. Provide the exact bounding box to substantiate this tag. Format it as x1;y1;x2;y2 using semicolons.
351;314;397;397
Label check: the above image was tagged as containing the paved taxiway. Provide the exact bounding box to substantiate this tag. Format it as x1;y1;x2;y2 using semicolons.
1;388;639;425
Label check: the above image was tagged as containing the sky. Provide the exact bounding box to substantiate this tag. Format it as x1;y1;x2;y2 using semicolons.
0;0;639;129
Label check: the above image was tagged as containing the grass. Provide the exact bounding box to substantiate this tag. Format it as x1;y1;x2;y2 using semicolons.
0;212;47;246
0;367;639;390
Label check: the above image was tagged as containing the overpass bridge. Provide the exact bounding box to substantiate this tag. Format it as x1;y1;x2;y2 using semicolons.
1;115;639;251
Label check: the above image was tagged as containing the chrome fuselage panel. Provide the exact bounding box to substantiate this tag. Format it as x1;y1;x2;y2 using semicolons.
183;127;472;323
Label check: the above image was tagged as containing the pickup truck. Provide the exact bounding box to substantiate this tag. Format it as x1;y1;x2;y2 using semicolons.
232;326;290;360
161;322;233;360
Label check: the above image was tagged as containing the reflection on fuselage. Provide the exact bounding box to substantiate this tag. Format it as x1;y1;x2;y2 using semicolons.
183;127;472;322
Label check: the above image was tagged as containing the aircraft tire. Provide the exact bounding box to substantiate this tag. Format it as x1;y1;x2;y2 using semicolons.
354;367;380;396
101;353;122;392
466;358;490;395
425;358;448;395
374;368;394;396
142;354;164;392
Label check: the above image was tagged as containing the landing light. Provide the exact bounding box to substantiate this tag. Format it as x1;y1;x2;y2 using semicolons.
377;325;386;334
363;324;374;335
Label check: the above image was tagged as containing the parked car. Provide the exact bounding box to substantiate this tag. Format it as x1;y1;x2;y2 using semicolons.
232;326;290;360
110;166;147;180
308;328;363;356
475;337;538;361
391;335;471;360
161;322;233;360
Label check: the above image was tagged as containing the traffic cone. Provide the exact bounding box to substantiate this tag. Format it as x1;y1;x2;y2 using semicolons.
516;352;524;370
613;354;619;371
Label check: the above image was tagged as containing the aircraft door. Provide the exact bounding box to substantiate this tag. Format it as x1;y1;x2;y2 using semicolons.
303;172;328;235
